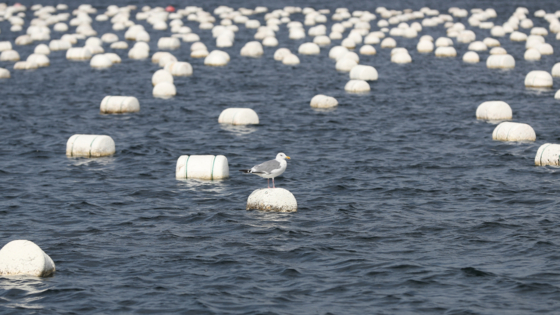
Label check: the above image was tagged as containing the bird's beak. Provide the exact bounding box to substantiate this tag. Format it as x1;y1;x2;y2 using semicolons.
286;156;291;159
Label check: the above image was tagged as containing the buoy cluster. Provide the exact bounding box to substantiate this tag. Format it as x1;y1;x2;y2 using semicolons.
1;2;560;274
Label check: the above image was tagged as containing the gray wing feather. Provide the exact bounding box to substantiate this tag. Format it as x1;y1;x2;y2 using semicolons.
251;160;281;174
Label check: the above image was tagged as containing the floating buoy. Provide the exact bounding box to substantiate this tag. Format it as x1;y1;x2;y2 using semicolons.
0;50;20;61
349;65;378;81
0;240;55;277
345;80;370;92
66;47;92;60
535;144;560;166
417;40;434;53
525;71;553;88
463;51;479;63
204;50;229;66
34;44;50;55
165;5;175;13
274;48;291;61
66;134;115;157
0;41;13;52
153;82;176;99
282;54;300;65
240;41;264;57
468;41;487;51
490;47;507;55
157;37;180;50
0;68;10;78
391;52;412;64
359;45;376;55
487;54;515;69
435;46;457;57
164;62;193;76
90;54;112;68
13;61;38;70
476;101;512;120
524;48;541;61
246;188;297;212
218;108;259;125
310;94;338;108
492;122;536;141
176;155;229;180
100;96;140;114
380;37;396;48
298;42;320;55
553;63;560;77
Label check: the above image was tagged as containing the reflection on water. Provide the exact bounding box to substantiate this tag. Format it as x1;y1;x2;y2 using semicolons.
220;124;258;136
176;177;229;193
0;277;47;310
67;156;116;168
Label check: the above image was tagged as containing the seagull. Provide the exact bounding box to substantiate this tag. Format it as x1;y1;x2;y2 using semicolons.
240;153;291;188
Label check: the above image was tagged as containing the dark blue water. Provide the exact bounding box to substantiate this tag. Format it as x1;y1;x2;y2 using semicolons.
1;0;560;314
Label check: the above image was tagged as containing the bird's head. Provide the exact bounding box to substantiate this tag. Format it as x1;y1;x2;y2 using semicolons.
276;152;291;160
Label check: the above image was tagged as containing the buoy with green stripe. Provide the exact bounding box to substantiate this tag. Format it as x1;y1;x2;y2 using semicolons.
100;96;140;114
535;143;560;166
66;134;115;157
176;155;229;180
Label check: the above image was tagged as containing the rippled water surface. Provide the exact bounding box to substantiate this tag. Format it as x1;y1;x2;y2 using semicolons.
1;0;560;314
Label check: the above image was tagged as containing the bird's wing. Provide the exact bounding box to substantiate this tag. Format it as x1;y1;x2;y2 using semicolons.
251;159;281;174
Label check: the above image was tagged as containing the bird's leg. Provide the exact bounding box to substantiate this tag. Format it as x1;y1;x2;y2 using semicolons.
273;178;275;188
267;178;270;189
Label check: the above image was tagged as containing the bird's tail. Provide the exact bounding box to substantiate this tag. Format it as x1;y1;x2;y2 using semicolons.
240;169;252;173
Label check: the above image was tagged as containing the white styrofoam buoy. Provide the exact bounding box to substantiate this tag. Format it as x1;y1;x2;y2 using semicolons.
417;40;434;53
468;41;487;51
152;69;174;86
90;54;112;68
0;240;55;277
487;54;515;69
349;65;378;81
345;80;370;93
176;155;229;180
0;41;13;52
492;122;536;141
34;44;50;55
274;48;291;61
310;94;338;108
435;47;457;57
1;50;20;61
525;71;553;88
329;46;348;59
510;31;527;41
535;144;560;166
240;41;264;57
391;52;412;64
66;134;116;157
27;54;50;67
66;47;92;60
282;54;300;65
246;188;297;212
100;96;140;114
0;68;10;78
552;63;560;77
490;47;507;55
524;48;541;61
298;42;320;55
204;50;229;66
153;82;176;99
13;61;38;70
110;41;128;49
476;101;512;120
335;58;358;72
380;37;396;48
218;108;259;125
164;62;193;76
556;90;560;100
49;40;72;51
463;51;479;63
157;37;180;50
359;45;376;55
